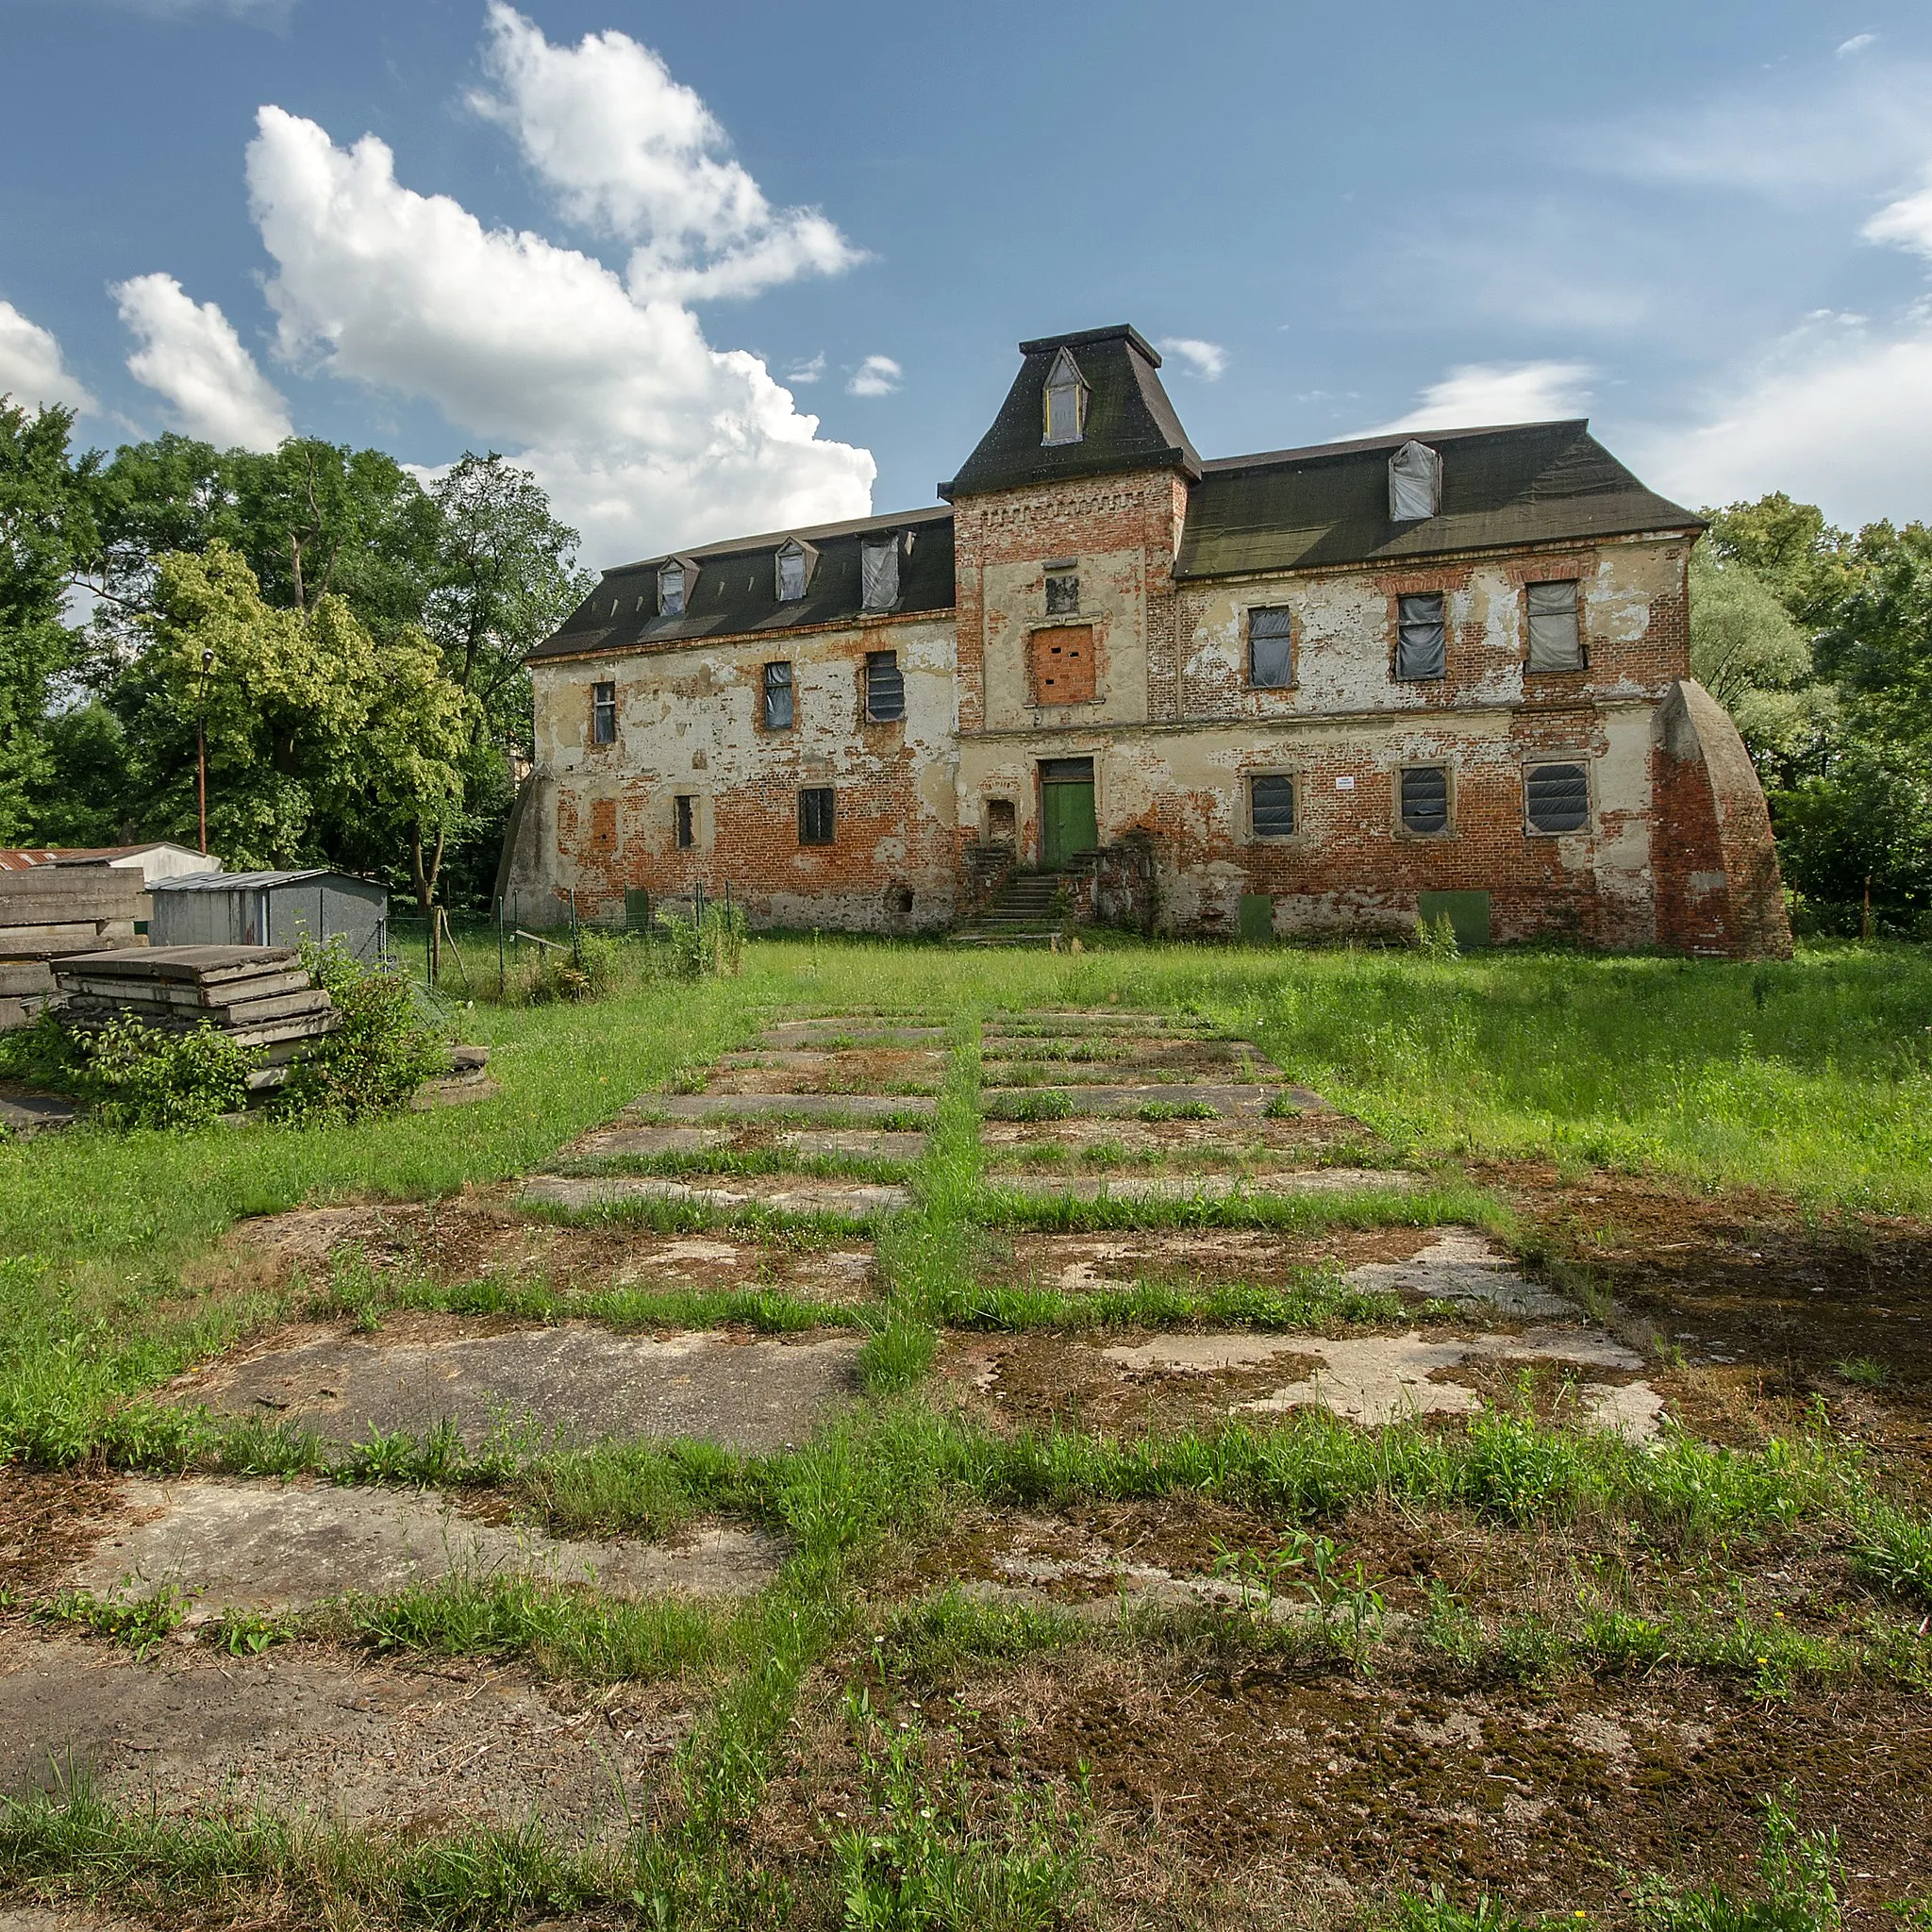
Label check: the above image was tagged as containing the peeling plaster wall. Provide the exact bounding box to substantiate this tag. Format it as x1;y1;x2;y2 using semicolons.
526;615;958;931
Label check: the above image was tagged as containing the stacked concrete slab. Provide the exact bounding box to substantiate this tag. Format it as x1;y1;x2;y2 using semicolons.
52;945;339;1092
0;862;149;1030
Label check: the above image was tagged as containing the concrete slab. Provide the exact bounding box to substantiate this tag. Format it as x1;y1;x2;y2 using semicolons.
762;1022;947;1047
984;1169;1423;1203
1343;1228;1577;1319
66;1478;781;1612
0;1085;81;1138
571;1124;740;1157
984;1011;1212;1036
520;1174;910;1219
640;1092;936;1121
0;1633;687;1837
564;1125;926;1165
982;1083;1279;1118
180;1322;862;1453
1101;1327;1657;1434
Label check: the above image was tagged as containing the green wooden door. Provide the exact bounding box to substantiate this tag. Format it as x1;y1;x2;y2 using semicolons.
1041;778;1097;868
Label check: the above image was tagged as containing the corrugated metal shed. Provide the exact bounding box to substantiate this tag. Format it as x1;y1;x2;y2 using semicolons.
148;870;388;958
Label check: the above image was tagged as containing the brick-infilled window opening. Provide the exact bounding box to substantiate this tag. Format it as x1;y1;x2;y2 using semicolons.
1395;593;1447;679
591;680;616;744
762;660;794;730
1525;761;1590;834
798;786;835;846
865;651;905;723
1045;570;1080;615
1248;607;1293;688
674;794;695;849
1250;773;1296;838
1029;625;1096;705
1400;764;1451;835
1526;579;1584;671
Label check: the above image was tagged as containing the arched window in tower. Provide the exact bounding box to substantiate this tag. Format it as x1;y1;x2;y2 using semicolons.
1042;347;1088;446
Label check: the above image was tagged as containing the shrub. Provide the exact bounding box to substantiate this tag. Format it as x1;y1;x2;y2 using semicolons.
270;941;448;1125
73;1014;260;1130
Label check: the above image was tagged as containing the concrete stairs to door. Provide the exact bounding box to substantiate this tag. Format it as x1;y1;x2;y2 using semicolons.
951;870;1072;947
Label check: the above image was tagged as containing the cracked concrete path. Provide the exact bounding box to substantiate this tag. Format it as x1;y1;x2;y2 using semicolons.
982;1083;1282;1118
1343;1228;1578;1319
983;1168;1423;1202
640;1092;936;1121
521;1174;910;1218
179;1322;862;1453
65;1478;782;1613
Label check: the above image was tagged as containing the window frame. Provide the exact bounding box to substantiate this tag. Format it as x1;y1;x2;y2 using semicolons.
864;649;906;724
674;793;695;850
1394;591;1448;682
860;536;900;612
1246;770;1300;841
1041;348;1089;446
658;561;687;617
591;679;617;746
798;785;836;847
1523;758;1592;837
1524;577;1586;674
761;659;795;731
1246;606;1295;690
1396;761;1454;839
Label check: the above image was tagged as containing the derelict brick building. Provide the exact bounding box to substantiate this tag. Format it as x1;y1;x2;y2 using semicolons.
508;325;1790;956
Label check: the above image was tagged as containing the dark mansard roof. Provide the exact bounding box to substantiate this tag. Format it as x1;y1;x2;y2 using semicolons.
531;333;1701;663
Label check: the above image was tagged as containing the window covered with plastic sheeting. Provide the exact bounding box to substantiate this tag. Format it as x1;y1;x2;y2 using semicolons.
1526;579;1584;671
1042;347;1088;446
775;541;815;602
658;561;687;616
1396;593;1446;679
865;651;905;723
1388;440;1441;521
860;537;900;611
1525;761;1590;834
1400;764;1451;834
1247;607;1293;688
762;660;794;730
1250;773;1296;838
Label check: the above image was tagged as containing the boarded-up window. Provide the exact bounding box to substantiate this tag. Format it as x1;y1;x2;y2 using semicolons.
865;651;905;723
675;794;695;848
1525;761;1590;834
658;562;686;616
1248;607;1293;688
1250;774;1296;838
1395;593;1446;680
762;660;794;730
591;680;616;744
861;538;900;610
591;797;618;850
1046;571;1080;615
1029;625;1096;705
1400;765;1450;834
799;786;835;845
1526;579;1584;671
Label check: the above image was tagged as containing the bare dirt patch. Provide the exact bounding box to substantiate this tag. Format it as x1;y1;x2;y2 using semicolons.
991;1225;1443;1293
978;1111;1365;1165
0;1468;128;1602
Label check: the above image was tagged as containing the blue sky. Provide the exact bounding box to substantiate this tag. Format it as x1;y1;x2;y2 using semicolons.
5;0;1932;567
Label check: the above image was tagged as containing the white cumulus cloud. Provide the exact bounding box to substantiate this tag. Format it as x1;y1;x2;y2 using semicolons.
471;3;862;304
1367;359;1595;435
0;300;97;414
1157;336;1227;380
113;272;291;450
243;103;873;565
1865;175;1932;259
784;352;826;385
846;355;901;398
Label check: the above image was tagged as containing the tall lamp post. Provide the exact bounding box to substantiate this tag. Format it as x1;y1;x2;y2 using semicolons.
196;646;214;856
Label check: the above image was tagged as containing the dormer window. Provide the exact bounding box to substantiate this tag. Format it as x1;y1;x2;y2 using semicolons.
860;535;900;611
775;539;815;603
658;559;689;617
1042;347;1088;446
1388;441;1441;522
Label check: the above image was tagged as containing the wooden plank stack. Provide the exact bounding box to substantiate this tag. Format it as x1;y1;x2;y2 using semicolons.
51;945;340;1092
0;862;148;1030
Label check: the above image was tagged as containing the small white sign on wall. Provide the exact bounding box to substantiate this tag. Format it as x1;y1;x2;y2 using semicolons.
1335;774;1355;790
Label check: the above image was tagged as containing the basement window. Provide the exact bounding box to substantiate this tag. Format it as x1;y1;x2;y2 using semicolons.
1400;764;1451;835
675;794;695;849
1045;569;1080;616
1247;607;1294;689
1526;579;1584;671
658;560;688;617
799;786;836;846
1042;347;1088;446
1249;773;1297;839
1395;593;1446;680
865;650;906;723
762;660;794;730
861;536;900;611
591;680;616;744
1525;761;1590;835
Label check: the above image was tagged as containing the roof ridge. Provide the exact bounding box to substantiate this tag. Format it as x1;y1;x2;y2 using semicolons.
606;503;951;575
1202;420;1592;474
